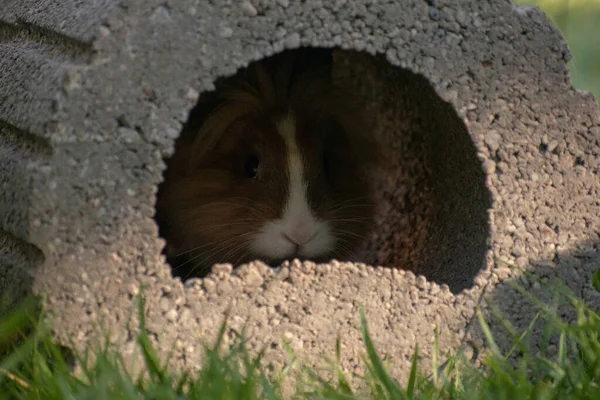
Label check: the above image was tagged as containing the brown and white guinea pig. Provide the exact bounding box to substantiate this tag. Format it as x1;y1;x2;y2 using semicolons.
155;48;380;279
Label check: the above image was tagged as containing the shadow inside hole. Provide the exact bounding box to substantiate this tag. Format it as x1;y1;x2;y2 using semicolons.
335;51;491;293
156;47;492;293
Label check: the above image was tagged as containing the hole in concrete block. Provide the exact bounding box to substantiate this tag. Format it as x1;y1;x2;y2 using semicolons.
155;47;492;294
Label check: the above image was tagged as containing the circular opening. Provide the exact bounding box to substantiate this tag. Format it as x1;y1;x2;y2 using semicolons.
155;47;491;293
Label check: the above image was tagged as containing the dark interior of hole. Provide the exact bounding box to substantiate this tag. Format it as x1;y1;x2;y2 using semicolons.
155;47;491;293
418;78;492;292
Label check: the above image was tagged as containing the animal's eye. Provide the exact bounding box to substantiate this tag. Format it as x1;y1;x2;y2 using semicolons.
244;154;259;179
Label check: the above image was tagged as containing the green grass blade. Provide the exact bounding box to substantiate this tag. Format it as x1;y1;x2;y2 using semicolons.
358;306;405;399
406;344;419;399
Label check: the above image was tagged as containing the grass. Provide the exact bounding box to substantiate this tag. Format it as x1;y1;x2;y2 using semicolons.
1;270;600;399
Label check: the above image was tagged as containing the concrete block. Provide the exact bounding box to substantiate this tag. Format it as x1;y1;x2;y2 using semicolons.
1;0;599;390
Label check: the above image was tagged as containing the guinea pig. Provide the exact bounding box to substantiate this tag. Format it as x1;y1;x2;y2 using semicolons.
155;48;380;279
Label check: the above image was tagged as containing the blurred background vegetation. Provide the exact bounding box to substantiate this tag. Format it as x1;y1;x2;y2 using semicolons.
515;0;600;103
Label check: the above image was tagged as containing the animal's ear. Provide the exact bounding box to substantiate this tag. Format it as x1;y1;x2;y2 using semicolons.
267;48;334;95
173;88;223;160
290;47;333;81
186;90;223;135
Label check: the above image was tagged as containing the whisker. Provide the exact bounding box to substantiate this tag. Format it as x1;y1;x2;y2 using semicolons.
332;241;359;261
228;196;279;211
326;217;373;223
196;196;279;214
173;232;254;271
217;240;254;265
336;235;362;258
186;202;275;214
186;237;254;279
181;239;249;280
171;221;261;248
328;204;373;214
334;229;367;241
329;196;372;208
332;219;379;231
171;224;259;258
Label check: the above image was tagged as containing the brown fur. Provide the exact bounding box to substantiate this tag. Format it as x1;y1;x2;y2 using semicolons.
155;48;380;278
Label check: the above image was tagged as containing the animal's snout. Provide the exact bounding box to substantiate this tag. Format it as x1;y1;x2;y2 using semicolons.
282;225;318;248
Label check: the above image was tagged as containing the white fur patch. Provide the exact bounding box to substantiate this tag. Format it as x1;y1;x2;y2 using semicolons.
250;113;334;260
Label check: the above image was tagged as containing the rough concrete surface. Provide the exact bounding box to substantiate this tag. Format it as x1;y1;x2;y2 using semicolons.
1;0;600;394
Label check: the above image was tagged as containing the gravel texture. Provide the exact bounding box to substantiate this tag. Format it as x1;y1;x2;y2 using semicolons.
1;0;600;393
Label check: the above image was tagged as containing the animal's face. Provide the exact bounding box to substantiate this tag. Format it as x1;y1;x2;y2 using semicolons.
254;109;374;264
160;109;374;274
156;48;378;277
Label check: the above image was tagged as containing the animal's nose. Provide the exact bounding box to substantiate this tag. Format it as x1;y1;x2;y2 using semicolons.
283;228;317;247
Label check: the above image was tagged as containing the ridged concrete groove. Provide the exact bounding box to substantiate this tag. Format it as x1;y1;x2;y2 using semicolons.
0;17;95;137
0;0;121;43
0;228;45;267
0;228;43;304
0;19;94;65
0;46;74;138
0;119;54;159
